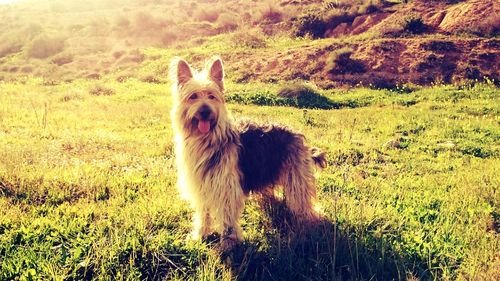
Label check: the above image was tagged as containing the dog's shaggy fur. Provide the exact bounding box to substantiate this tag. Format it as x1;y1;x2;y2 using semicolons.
170;57;326;249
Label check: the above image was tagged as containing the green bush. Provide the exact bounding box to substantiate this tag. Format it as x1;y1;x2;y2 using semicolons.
402;15;426;34
326;47;366;74
227;83;338;109
51;52;73;65
140;75;162;84
216;13;238;32
0;37;23;58
226;91;293;107
358;0;380;14
260;5;283;23
89;85;115;96
292;12;327;38
323;9;355;30
25;35;65;59
194;8;219;23
278;83;338;109
231;29;267;48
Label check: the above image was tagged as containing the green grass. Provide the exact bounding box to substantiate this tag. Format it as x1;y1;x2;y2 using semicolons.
0;78;499;280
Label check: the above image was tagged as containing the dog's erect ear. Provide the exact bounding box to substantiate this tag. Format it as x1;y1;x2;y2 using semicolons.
171;58;193;87
208;57;224;90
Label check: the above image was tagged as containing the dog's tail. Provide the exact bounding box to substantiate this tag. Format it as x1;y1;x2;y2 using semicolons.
311;147;327;169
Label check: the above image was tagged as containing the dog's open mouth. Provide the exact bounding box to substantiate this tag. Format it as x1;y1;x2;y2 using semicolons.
198;120;211;133
192;118;214;134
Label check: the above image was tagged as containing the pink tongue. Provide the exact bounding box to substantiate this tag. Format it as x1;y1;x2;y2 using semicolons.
198;120;211;133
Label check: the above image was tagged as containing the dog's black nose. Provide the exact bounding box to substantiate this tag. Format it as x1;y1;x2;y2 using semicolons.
199;105;211;120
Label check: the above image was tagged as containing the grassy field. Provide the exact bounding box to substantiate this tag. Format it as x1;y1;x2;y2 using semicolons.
0;77;498;280
0;0;498;280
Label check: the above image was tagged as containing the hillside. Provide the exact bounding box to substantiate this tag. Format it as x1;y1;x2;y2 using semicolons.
0;0;498;86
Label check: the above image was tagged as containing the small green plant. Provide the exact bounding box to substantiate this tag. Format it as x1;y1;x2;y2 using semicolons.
89;85;115;96
259;5;283;23
358;0;380;14
50;52;73;66
326;47;366;74
292;11;327;38
140;75;162;84
231;29;267;48
0;36;23;58
277;82;337;109
402;15;426;34
216;13;238;32
25;35;66;59
194;8;220;23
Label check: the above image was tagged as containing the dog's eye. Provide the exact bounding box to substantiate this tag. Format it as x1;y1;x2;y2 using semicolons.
208;95;215;100
189;93;198;100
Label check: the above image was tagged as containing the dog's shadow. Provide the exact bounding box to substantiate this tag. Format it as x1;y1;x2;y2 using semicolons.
223;198;427;281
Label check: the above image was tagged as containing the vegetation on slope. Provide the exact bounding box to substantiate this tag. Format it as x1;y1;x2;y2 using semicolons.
0;0;497;84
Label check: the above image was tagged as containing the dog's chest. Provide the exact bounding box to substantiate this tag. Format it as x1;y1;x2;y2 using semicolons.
184;140;238;180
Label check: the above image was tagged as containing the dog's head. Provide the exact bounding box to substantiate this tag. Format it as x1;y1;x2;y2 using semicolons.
170;57;227;137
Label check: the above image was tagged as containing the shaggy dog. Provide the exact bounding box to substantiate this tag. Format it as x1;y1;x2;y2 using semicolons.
170;57;326;249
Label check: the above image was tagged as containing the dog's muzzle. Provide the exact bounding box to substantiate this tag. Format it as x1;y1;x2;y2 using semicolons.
198;105;212;120
195;105;213;134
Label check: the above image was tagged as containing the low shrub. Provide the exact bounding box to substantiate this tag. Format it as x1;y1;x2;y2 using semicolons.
86;73;101;80
323;9;355;30
326;47;366;74
140;75;162;84
20;65;33;73
231;29;267;48
226;91;292;107
112;50;125;59
227;83;339;110
292;11;327;38
159;30;178;46
421;40;456;52
358;0;380;14
216;13;238;32
402;15;426;34
260;5;283;23
116;72;134;82
0;38;23;58
51;53;73;65
459;143;495;158
277;83;338;109
25;35;65;59
194;8;219;23
127;49;145;63
89;85;115;96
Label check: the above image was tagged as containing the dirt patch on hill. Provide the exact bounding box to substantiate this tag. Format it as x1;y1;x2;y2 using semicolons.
323;0;499;38
439;0;500;35
226;38;499;88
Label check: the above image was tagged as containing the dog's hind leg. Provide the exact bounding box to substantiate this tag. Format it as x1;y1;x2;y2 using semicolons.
281;141;320;222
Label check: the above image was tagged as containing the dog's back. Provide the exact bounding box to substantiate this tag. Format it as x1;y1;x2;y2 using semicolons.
237;121;325;195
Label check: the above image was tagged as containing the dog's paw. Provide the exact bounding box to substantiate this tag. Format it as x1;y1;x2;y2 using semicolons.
202;232;220;243
219;236;239;252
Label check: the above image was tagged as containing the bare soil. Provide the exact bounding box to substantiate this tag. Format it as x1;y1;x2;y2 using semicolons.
227;37;499;87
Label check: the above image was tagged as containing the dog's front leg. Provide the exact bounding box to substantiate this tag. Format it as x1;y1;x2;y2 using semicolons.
191;208;212;240
217;177;245;250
